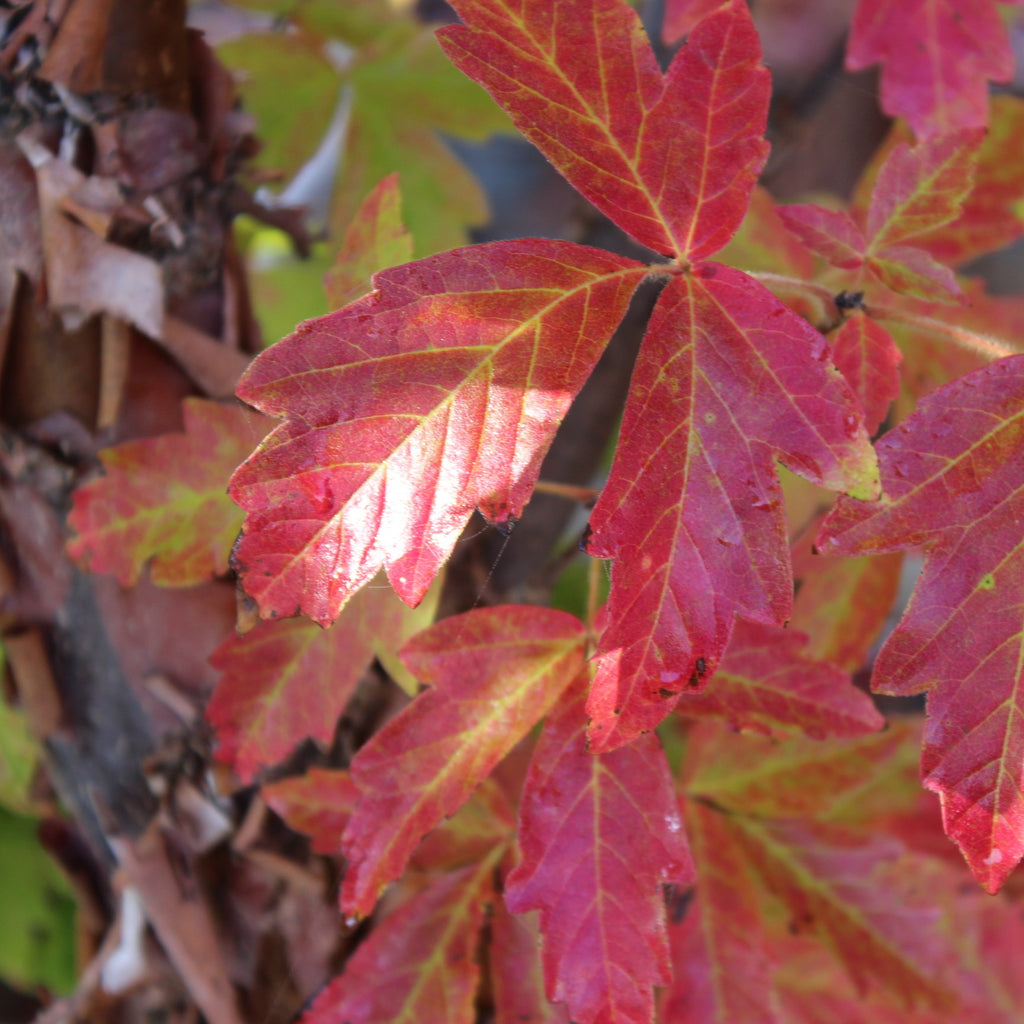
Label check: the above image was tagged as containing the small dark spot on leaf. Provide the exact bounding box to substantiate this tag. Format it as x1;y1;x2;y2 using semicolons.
687;672;701;689
613;706;621;715
658;687;675;698
667;884;694;924
788;911;815;934
835;290;865;312
695;657;707;676
229;534;245;571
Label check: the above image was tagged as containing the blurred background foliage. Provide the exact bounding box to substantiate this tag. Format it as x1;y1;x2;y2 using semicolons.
0;646;76;995
207;0;511;342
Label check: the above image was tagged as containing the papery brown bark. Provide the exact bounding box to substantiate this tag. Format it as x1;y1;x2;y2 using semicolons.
0;3;274;1021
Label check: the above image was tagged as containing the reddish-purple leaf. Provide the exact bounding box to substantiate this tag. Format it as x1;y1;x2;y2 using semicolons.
830;314;903;436
776;205;867;270
772;933;953;1024
782;131;982;302
663;800;781;1024
504;677;694;1024
681;721;912;821
791;524;903;673
916;96;1024;266
662;0;730;45
585;266;879;751
410;779;517;875
675;618;884;739
725;818;958;1009
847;0;1014;138
490;904;571;1024
865;129;984;252
966;891;1024;1020
866;244;962;302
438;0;769;260
262;769;358;854
302;858;498;1024
207;576;437;781
818;355;1024;892
68;399;269;587
341;606;585;917
231;241;645;623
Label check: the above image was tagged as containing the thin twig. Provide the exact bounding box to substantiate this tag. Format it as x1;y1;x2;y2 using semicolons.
533;479;600;504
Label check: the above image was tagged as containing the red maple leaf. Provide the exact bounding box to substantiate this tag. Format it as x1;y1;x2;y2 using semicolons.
723;818;958;1009
850;98;1024;270
231;241;645;623
680;722;961;1011
439;0;769;261
818;354;1024;893
779;129;984;303
504;676;694;1024
490;904;571;1024
663;801;779;1024
231;0;878;760
830;314;902;436
68;399;268;586
847;0;1017;138
206;575;437;781
674;617;884;740
340;606;585;917
302;857;500;1024
585;267;877;750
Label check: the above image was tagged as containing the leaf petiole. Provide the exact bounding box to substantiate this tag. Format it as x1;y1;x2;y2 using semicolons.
866;304;1022;361
747;270;1022;361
